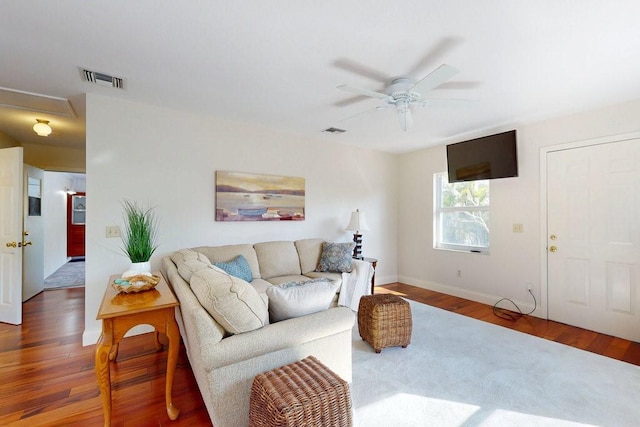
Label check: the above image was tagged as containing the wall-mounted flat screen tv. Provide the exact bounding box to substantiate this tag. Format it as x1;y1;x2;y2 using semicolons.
446;130;518;182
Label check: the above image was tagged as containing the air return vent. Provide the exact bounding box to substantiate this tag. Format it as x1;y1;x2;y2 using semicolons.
82;69;124;89
323;127;346;134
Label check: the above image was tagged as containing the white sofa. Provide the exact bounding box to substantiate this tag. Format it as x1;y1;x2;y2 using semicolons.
160;238;356;427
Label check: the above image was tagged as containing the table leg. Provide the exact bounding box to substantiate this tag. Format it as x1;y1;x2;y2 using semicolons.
108;343;119;361
370;261;377;295
165;311;181;420
154;331;163;351
95;328;113;427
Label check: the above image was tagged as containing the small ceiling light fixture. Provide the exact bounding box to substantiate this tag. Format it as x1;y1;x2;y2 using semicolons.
33;119;52;137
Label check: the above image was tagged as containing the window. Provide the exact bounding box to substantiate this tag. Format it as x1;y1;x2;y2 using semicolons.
434;173;490;253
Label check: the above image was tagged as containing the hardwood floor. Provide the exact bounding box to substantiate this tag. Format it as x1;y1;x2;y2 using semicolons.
1;283;638;426
0;287;208;427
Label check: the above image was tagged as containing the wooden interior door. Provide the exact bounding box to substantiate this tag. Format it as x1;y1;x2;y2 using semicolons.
67;192;86;257
0;147;24;324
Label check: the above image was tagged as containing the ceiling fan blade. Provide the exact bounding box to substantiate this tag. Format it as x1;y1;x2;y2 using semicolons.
407;37;461;77
411;64;459;95
420;98;475;108
337;84;391;100
334;95;370;107
338;105;385;122
433;81;482;91
333;58;390;83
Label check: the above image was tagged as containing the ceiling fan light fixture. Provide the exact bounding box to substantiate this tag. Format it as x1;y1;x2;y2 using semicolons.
33;119;52;137
396;103;413;131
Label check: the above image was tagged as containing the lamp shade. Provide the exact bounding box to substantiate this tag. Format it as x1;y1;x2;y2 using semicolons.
345;209;370;232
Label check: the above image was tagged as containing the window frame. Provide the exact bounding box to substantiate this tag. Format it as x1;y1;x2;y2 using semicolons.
433;172;490;254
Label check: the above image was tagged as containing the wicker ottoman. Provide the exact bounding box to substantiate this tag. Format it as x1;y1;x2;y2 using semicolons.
358;294;412;353
249;356;353;427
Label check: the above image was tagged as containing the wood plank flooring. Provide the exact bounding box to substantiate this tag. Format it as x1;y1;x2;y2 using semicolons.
0;287;208;426
1;283;638;426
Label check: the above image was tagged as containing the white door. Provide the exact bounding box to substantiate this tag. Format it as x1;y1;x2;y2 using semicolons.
547;138;640;342
0;147;24;324
23;164;44;301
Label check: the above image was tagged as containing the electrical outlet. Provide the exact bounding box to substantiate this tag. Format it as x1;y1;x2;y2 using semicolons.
105;226;121;238
526;282;533;291
512;223;524;233
456;269;462;278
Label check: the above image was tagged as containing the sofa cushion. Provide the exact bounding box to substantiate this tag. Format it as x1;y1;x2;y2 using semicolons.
213;255;253;283
316;242;355;273
190;267;268;335
304;271;342;291
254;241;301;279
265;274;313;286
193;244;261;279
266;278;340;322
170;249;213;282
295;238;324;274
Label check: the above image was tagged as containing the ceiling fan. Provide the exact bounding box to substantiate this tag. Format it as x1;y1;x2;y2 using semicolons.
337;63;463;131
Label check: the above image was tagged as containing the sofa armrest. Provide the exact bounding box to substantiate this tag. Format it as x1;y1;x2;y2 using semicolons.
201;306;355;372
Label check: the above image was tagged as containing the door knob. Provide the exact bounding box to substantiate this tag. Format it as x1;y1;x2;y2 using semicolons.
5;241;17;248
22;241;32;246
549;245;558;252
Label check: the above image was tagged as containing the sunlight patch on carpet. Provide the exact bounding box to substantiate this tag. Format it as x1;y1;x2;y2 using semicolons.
356;393;480;426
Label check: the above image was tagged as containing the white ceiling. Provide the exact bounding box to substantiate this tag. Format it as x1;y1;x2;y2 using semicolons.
2;1;640;153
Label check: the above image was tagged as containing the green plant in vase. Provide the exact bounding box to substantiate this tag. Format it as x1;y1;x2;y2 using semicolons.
120;199;158;278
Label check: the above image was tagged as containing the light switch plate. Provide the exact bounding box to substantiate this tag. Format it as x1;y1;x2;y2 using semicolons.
105;225;121;238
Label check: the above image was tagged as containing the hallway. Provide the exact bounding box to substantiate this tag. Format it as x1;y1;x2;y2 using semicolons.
43;258;85;289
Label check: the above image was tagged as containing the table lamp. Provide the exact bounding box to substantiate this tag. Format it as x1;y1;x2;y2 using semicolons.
345;209;369;259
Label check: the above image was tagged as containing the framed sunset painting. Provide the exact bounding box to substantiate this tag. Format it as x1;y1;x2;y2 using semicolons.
215;171;305;221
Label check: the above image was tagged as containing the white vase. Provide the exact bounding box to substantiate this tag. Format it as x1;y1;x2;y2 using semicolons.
122;261;152;279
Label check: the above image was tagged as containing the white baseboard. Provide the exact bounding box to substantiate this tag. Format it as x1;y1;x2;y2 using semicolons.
396;275;543;319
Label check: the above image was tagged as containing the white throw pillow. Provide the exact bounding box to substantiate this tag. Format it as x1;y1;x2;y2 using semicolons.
171;249;212;282
266;279;339;322
190;267;268;334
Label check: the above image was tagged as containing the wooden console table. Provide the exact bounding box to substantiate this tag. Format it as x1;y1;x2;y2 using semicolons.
95;273;180;426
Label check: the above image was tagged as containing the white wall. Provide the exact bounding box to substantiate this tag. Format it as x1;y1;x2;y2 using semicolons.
83;94;398;345
42;172;73;277
398;98;640;315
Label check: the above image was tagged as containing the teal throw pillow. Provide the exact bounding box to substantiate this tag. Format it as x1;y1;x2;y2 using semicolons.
214;255;253;283
316;241;355;273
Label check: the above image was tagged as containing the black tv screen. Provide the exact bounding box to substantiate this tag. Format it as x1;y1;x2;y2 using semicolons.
446;130;518;182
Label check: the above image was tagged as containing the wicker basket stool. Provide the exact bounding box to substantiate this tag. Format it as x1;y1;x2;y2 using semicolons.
358;294;412;353
249;356;353;427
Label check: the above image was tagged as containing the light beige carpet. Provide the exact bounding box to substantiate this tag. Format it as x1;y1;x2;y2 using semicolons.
351;300;640;427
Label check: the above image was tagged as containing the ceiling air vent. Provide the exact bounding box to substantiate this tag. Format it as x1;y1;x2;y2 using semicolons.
82;69;124;89
323;127;346;134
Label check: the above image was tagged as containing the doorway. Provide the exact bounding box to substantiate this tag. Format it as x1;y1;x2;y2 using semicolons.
544;132;640;342
43;172;86;290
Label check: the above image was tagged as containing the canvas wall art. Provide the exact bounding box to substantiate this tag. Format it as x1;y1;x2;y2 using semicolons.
215;171;305;221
